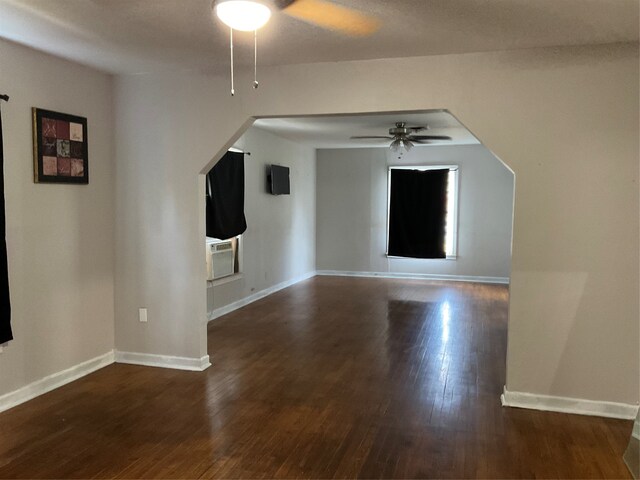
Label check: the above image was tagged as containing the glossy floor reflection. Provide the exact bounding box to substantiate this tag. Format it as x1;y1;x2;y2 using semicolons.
0;277;633;478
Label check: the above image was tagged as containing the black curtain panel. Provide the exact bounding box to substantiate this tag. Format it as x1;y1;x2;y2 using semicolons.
0;104;12;344
206;151;247;240
388;168;449;259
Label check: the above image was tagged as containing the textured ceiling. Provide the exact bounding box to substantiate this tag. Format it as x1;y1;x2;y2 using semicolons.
253;111;479;148
0;0;637;74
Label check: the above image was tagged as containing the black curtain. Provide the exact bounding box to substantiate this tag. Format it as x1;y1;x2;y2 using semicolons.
388;168;448;259
206;151;247;240
0;104;12;344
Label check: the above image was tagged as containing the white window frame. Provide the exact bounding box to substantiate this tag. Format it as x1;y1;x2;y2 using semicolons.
386;165;459;260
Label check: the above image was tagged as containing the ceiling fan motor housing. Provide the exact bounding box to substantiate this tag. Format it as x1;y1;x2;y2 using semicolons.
389;122;426;137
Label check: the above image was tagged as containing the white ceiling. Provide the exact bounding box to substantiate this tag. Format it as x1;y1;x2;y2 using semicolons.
0;0;637;74
253;110;479;148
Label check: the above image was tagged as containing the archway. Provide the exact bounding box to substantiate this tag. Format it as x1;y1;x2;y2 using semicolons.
200;110;516;390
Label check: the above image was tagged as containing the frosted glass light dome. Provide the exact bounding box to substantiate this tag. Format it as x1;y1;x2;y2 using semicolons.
215;0;272;31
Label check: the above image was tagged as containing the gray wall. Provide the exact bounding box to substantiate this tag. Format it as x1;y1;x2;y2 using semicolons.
316;145;514;279
114;43;638;406
1;38;636;412
0;39;115;397
207;126;316;315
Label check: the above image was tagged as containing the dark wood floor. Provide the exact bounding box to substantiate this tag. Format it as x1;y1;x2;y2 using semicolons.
0;277;633;478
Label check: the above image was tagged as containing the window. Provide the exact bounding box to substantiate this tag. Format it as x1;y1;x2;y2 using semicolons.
387;165;458;259
205;149;247;283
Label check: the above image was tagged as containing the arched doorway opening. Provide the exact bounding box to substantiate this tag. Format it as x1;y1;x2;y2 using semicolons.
200;109;515;394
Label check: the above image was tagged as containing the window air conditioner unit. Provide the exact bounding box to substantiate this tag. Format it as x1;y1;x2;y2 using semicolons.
206;239;234;281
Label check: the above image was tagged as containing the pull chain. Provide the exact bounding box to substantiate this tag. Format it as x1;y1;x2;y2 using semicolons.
253;29;259;89
229;27;235;96
228;28;261;95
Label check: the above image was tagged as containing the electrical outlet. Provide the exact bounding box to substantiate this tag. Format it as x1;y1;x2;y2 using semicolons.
139;308;148;323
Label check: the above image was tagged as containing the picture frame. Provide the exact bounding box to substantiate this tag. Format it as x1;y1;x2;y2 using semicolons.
32;108;88;184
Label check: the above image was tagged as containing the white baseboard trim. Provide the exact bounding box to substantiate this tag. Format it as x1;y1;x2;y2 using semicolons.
0;350;115;414
501;386;639;420
633;419;640;440
114;351;211;372
316;270;509;285
208;270;317;321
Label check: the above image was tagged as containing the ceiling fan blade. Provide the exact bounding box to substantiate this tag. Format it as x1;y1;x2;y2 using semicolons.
407;126;428;132
350;136;393;140
282;0;380;36
408;135;452;141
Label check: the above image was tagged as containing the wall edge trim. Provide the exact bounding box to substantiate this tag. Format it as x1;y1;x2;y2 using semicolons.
0;350;115;414
114;351;211;372
501;386;639;420
208;270;317;322
316;270;509;284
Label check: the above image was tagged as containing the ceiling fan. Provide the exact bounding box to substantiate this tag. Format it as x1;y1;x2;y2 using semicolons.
213;0;380;95
213;0;380;36
351;122;453;152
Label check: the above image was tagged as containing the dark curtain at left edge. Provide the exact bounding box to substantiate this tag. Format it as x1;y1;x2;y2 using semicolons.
0;104;12;344
206;151;247;240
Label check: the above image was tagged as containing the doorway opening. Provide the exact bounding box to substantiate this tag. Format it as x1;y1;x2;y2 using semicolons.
201;109;515;384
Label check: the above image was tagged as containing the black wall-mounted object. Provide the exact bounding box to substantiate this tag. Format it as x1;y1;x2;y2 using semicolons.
268;164;290;195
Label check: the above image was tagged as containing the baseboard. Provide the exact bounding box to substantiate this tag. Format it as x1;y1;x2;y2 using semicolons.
633;419;640;440
0;350;115;414
208;270;317;321
0;349;211;414
114;351;211;372
316;270;509;285
501;386;639;420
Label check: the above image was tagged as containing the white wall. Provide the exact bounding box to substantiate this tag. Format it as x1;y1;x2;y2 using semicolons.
316;145;514;279
207;126;316;315
114;43;639;407
0;39;115;396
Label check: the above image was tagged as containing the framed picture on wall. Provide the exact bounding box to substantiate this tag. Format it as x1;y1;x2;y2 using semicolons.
32;108;88;184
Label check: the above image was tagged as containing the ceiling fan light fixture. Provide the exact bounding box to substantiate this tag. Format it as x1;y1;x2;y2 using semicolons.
215;0;272;31
390;138;413;152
